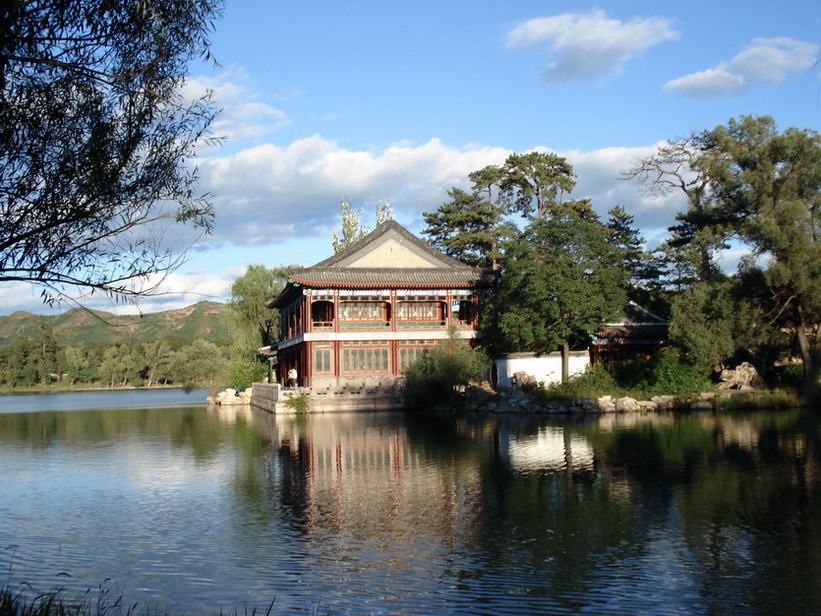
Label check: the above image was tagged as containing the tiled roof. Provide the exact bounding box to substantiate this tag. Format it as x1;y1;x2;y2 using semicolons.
289;267;489;288
267;221;492;308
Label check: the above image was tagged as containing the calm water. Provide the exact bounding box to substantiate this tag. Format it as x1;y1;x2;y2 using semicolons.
1;391;820;615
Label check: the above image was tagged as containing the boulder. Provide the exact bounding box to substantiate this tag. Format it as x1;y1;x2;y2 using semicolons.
597;396;617;413
208;387;251;406
512;371;538;388
719;362;765;389
651;395;674;410
615;397;641;412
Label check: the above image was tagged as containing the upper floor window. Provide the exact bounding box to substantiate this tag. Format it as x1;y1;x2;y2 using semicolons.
396;301;445;321
340;301;388;321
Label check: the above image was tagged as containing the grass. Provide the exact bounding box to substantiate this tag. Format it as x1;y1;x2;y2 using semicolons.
0;586;287;616
0;585;170;616
713;388;807;410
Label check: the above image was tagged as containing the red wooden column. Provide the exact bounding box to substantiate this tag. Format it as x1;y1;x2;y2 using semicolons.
390;290;398;376
333;290;341;384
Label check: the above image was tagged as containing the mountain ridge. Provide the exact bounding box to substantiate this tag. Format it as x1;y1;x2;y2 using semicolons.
0;300;230;346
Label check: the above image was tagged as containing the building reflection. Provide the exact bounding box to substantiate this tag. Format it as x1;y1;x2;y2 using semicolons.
248;410;486;543
496;425;596;472
233;407;820;547
225;406;821;613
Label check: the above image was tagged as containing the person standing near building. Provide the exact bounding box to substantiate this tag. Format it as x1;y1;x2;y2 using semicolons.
287;366;298;388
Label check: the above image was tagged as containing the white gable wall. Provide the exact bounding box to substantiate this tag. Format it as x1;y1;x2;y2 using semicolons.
347;237;438;268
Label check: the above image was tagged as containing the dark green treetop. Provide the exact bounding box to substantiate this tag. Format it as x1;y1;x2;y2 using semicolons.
494;213;627;356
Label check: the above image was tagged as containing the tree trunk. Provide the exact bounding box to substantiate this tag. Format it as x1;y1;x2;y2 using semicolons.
561;340;569;383
796;308;820;400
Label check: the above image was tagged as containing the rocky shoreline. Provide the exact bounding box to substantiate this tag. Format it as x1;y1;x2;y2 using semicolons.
453;385;757;414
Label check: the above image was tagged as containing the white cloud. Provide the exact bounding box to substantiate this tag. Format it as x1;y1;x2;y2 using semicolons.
194;135;684;255
665;37;818;97
1;138;694;315
505;9;679;81
183;69;289;144
198;136;511;246
664;67;746;97
0;266;240;316
564;145;686;241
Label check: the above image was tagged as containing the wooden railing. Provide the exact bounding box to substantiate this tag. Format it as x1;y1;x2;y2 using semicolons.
306;319;473;332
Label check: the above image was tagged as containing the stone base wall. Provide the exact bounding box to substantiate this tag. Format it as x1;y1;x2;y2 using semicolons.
251;381;403;414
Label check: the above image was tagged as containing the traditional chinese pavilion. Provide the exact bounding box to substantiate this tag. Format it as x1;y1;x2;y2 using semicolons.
267;221;491;389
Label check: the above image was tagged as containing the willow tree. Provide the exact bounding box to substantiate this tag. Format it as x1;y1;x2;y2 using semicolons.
332;199;393;253
225;264;292;389
0;0;223;304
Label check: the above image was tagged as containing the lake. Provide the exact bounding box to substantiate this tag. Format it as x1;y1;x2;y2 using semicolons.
1;390;820;615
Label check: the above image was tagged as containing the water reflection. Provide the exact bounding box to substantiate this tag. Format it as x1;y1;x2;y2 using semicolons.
235;409;821;615
1;402;820;615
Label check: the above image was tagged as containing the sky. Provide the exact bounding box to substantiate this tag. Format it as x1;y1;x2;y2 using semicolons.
2;0;820;315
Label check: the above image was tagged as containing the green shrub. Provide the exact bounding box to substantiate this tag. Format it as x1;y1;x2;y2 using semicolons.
774;363;804;390
284;393;310;413
717;388;804;410
532;350;712;402
228;357;266;391
541;363;626;400
403;333;489;407
635;349;713;395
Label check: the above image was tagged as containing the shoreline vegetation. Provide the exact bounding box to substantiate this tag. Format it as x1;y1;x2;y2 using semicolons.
403;344;818;413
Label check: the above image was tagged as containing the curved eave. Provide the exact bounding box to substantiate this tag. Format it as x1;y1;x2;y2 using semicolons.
288;276;480;289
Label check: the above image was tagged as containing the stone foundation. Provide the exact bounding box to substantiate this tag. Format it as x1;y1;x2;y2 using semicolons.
251;381;404;414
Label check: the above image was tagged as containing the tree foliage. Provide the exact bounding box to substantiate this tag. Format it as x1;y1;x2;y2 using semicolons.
227;265;290;348
332;199;393;253
0;0;223;304
493;214;627;358
500;152;577;219
422;188;509;269
624;138;728;283
224;264;293;390
423;151;597;271
685;116;821;397
668;264;788;377
0;333;230;390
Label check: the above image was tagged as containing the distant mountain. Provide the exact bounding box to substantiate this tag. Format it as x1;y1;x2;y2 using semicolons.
0;301;230;346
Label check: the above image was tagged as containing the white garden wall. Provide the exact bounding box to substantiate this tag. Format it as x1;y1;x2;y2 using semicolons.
493;351;590;388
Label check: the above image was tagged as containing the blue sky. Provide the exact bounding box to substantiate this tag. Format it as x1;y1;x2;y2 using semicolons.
2;1;820;314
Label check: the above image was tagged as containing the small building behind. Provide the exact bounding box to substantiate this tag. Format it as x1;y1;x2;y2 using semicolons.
589;301;669;363
267;221;491;390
